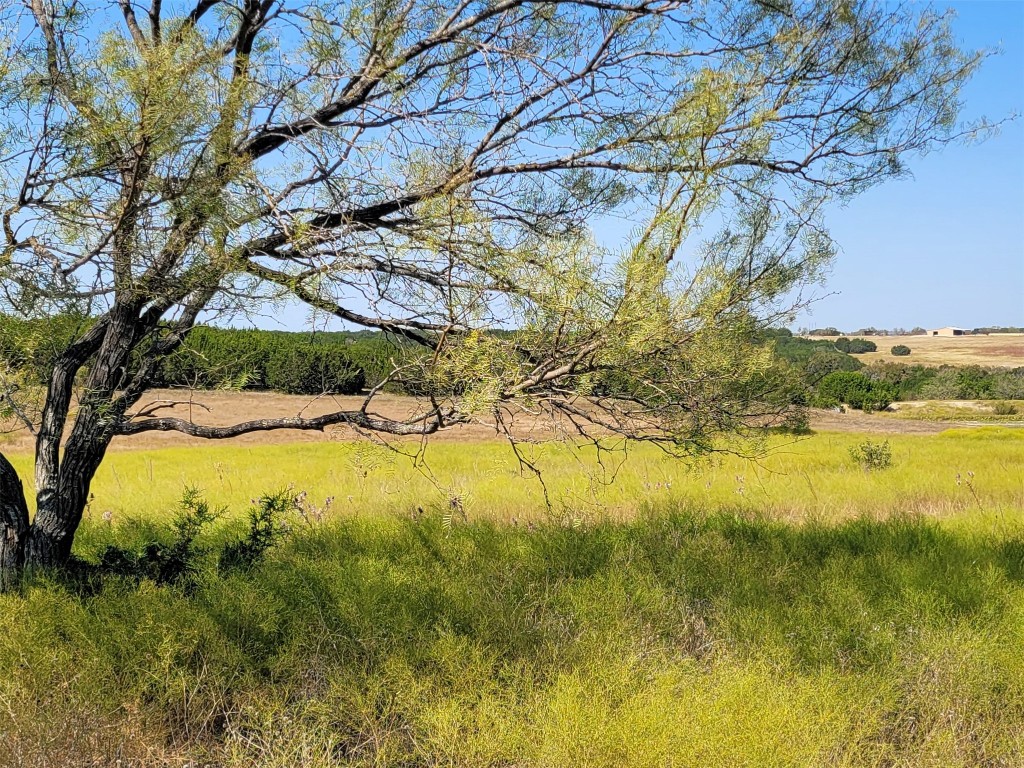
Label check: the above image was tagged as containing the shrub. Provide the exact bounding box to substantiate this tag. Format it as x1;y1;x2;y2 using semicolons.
264;345;366;395
993;401;1019;416
814;371;895;411
849;439;892;471
219;490;296;573
915;365;1015;400
846;338;877;354
77;488;222;591
868;362;937;400
833;337;851;353
803;350;863;384
891;345;911;357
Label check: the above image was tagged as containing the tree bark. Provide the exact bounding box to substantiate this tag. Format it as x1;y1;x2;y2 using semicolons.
0;453;30;590
26;427;109;568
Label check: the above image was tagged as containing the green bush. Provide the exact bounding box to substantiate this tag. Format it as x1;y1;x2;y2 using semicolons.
833;337;876;354
890;345;911;357
846;338;877;354
264;345;366;395
803;350;863;383
867;362;937;401
813;371;895;411
69;488;222;593
848;438;892;471
219;491;295;573
993;401;1019;416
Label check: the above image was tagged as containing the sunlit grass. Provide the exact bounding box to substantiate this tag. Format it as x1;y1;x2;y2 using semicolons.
5;428;1022;533
887;401;1024;422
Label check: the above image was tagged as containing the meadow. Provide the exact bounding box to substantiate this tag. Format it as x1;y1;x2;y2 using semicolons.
824;333;1024;368
1;428;1023;766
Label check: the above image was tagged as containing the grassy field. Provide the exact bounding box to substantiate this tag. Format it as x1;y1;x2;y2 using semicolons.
888;400;1024;422
3;428;1024;527
806;333;1024;368
1;429;1023;766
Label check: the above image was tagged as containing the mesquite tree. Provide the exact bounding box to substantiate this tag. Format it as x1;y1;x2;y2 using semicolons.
0;0;981;580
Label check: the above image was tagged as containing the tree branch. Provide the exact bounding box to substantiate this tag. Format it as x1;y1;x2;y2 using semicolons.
117;407;463;437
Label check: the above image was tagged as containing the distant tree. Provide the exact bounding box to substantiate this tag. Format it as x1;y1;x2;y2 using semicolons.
847;338;878;354
814;371;895;412
909;327;928;335
0;0;985;580
804;350;863;383
973;327;1024;335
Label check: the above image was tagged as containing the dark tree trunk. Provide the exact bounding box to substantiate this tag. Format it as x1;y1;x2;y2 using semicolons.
1;305;202;582
0;453;30;590
26;426;110;568
23;308;139;570
0;424;112;582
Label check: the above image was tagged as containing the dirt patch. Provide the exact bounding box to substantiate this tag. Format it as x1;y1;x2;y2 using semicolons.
0;390;558;453
808;409;952;434
3;391;1020;455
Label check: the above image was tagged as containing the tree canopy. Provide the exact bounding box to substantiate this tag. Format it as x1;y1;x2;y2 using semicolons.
0;0;983;574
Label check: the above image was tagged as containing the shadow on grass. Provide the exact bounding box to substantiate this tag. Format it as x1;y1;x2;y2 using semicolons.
60;507;1024;672
3;509;1023;766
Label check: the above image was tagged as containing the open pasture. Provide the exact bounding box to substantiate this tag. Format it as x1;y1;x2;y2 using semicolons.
1;427;1024;767
807;333;1024;368
1;425;1022;533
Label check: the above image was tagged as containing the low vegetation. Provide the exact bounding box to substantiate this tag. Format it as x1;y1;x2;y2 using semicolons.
890;401;1024;423
848;438;893;472
2;491;1022;766
834;337;878;354
1;429;1022;766
5;429;1023;526
811;371;896;412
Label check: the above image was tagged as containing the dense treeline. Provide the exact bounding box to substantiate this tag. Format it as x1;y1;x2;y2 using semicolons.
801;363;1024;411
804;326;1024;337
0;317;407;396
155;327;377;394
3;317;1021;408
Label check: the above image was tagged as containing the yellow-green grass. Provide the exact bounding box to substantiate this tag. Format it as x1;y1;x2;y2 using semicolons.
2;430;1023;766
2;494;1024;766
4;428;1022;532
887;400;1024;422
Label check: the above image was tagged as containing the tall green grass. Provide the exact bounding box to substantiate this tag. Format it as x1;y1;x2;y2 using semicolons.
1;510;1022;766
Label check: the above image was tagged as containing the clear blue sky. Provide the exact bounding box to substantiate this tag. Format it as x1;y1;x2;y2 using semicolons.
793;0;1024;332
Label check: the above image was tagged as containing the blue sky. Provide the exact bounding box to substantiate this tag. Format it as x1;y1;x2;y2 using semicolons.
793;0;1024;332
